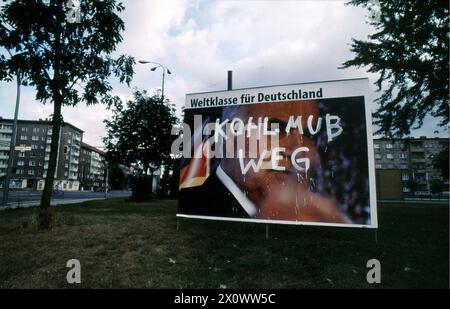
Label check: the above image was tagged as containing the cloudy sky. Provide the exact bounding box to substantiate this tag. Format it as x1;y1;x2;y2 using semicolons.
0;0;445;147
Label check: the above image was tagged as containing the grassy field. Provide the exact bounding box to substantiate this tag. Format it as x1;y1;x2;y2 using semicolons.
0;198;448;288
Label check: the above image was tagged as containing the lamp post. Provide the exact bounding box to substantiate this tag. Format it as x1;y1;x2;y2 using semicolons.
1;53;21;206
138;60;171;100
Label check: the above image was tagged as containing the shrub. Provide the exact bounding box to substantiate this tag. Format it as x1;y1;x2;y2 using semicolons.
131;176;153;202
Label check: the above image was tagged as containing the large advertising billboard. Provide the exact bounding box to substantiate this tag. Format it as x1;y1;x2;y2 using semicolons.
176;78;377;228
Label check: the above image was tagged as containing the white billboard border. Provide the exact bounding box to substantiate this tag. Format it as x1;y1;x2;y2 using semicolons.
179;77;378;229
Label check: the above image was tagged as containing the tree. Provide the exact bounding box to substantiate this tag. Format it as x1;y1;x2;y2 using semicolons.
103;90;178;199
432;145;449;180
341;0;449;136
0;0;134;228
157;157;180;198
430;178;444;194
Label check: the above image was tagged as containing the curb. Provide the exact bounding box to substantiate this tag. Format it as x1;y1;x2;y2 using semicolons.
0;198;106;211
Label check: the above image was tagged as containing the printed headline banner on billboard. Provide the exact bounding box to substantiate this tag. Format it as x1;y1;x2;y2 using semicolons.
176;78;378;228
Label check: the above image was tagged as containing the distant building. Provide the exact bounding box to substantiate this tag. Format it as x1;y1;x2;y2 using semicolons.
0;118;83;190
78;142;105;191
374;136;449;197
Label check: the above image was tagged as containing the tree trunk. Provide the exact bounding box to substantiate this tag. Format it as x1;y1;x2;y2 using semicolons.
39;101;62;209
38;0;64;228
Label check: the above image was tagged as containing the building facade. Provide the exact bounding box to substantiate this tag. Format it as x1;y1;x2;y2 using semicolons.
0;118;83;191
374;137;449;196
78;142;106;191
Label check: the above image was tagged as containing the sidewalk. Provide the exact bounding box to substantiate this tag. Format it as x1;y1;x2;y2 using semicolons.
0;197;106;211
378;199;449;205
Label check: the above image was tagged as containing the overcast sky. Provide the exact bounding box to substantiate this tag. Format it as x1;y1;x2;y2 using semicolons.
0;0;446;148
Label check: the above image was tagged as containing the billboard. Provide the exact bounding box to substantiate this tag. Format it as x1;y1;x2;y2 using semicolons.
176;78;377;228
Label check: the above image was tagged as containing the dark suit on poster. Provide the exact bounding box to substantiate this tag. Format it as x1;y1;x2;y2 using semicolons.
178;169;251;219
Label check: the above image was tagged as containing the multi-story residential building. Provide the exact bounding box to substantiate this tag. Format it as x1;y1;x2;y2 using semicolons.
78;142;105;191
374;137;449;197
0;118;83;191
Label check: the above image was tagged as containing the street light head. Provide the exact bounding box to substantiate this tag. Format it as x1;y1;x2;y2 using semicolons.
138;60;150;64
150;67;158;71
167;69;172;74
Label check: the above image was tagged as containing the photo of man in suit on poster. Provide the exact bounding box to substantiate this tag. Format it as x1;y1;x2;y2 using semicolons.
178;96;372;226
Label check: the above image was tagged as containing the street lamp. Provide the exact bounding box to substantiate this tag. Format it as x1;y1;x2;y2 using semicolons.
138;60;171;100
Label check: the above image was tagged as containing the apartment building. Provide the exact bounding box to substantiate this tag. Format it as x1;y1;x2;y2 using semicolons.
78;142;105;191
374;137;449;196
0;118;83;191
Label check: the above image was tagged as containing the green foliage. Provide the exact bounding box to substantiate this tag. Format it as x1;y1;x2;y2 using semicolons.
108;164;129;190
430;178;444;194
342;0;449;136
432;145;449;180
157;158;180;198
0;0;135;213
0;0;134;107
130;176;152;202
103;90;178;171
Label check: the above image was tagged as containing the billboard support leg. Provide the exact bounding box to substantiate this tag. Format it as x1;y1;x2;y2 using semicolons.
265;224;269;240
374;230;378;245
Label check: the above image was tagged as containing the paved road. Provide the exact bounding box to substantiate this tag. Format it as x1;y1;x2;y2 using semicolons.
0;189;131;204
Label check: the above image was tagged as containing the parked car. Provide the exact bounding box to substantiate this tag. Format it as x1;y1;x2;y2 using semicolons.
93;186;111;192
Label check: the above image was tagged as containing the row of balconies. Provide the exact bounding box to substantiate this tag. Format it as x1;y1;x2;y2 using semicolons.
0;128;13;134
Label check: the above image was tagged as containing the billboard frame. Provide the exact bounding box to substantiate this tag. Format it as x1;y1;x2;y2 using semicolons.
178;77;378;229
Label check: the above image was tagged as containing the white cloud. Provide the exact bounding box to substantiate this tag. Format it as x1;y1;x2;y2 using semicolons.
0;0;445;143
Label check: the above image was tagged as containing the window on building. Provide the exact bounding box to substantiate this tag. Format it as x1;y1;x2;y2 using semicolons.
375;153;381;160
400;153;407;159
31;152;37;158
385;143;393;149
63;146;68;154
29;161;36;166
28;169;34;175
18;152;25;158
403;187;410;192
64;171;68;177
31;144;38;150
400;164;408;169
21;127;27;132
17;160;24;166
386;153;394;160
31;136;39;141
374;143;380;149
16;169;23;175
65;163;69;168
375;164;382;169
387;164;395;169
20;135;27;140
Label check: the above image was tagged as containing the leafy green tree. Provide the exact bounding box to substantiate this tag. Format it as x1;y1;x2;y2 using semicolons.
157;158;180;198
432;145;449;180
0;0;134;228
103;89;178;187
430;178;444;194
341;0;448;136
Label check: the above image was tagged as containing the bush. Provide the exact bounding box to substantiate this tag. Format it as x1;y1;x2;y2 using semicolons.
130;176;153;202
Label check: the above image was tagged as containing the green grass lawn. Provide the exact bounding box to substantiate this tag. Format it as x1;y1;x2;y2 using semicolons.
0;199;448;288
